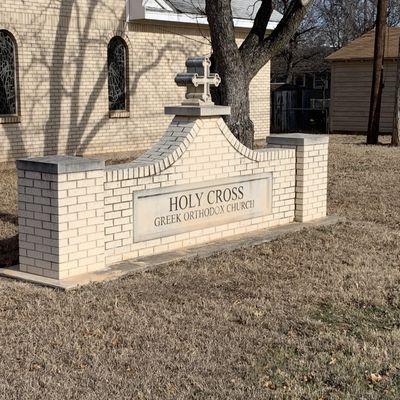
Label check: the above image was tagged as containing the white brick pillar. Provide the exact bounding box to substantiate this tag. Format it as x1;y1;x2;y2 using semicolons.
16;156;105;280
268;134;329;223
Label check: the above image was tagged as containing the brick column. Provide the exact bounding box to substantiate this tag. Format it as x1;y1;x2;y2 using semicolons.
268;134;329;223
16;156;105;280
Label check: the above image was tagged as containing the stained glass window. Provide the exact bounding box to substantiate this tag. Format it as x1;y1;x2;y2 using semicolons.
0;30;17;115
108;37;128;112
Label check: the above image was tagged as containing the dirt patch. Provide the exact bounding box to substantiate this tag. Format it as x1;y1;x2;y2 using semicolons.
0;135;399;399
103;150;143;165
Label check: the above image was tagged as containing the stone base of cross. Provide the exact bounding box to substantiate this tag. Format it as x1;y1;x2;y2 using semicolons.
165;56;231;117
175;56;221;106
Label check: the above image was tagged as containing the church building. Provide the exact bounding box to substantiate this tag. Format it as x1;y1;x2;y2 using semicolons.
0;0;281;164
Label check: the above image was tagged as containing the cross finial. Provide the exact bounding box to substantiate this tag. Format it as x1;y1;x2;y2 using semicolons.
175;56;221;106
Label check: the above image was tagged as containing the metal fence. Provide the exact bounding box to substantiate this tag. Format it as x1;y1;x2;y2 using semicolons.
272;107;329;134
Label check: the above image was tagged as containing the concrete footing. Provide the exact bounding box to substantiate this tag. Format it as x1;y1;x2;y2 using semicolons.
0;216;339;290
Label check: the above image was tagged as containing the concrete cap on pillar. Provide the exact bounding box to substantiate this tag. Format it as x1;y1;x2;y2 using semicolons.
16;155;105;174
267;133;329;146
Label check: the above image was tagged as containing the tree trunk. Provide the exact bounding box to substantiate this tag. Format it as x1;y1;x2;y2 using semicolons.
284;40;295;84
206;0;255;148
210;53;254;148
210;59;254;148
205;0;314;148
367;0;388;145
392;38;400;146
218;78;255;149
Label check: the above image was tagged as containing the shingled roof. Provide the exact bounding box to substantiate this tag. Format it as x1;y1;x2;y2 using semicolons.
327;27;400;61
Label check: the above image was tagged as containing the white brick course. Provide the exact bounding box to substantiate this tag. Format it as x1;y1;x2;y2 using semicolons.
268;135;329;223
17;168;105;279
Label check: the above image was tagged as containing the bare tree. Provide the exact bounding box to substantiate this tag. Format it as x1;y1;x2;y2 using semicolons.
273;0;400;85
204;0;314;148
317;0;376;49
272;0;322;83
367;0;388;145
271;32;329;84
388;0;400;27
316;0;399;49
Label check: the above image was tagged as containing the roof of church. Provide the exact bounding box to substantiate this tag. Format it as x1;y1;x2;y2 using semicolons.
127;0;282;29
327;27;400;61
163;0;282;22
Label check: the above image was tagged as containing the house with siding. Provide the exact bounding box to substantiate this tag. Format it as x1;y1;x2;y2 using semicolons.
0;0;281;164
327;27;400;134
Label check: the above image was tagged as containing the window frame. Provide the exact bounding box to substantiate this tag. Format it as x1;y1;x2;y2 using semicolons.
0;29;20;124
107;36;130;118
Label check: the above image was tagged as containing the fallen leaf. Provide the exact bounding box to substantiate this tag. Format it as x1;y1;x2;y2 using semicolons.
369;373;383;383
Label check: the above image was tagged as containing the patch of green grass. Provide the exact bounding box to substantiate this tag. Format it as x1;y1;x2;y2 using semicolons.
313;301;400;341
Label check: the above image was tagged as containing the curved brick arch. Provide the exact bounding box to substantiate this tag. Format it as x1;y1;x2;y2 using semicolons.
0;24;23;50
105;116;201;180
102;30;134;69
216;118;272;162
105;114;291;181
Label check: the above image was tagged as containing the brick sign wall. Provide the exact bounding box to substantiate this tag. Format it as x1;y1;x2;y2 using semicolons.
10;110;328;285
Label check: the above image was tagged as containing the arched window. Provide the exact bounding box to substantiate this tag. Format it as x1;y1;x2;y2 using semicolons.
107;36;128;112
0;30;18;116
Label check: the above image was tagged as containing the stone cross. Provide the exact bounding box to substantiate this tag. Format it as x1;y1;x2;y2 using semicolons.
175;56;221;106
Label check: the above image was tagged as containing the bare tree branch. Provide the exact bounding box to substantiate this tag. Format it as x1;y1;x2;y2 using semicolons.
244;0;314;79
240;0;274;61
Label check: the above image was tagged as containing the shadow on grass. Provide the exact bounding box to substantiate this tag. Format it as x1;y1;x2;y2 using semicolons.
0;235;18;268
0;212;18;226
350;142;396;147
313;301;400;339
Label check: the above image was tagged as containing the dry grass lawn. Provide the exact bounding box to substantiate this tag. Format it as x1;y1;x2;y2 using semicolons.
0;135;400;399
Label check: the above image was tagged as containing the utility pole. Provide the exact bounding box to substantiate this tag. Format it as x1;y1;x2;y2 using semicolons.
367;0;388;145
392;38;400;147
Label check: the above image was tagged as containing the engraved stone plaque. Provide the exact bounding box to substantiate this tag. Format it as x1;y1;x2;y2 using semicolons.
133;173;273;242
